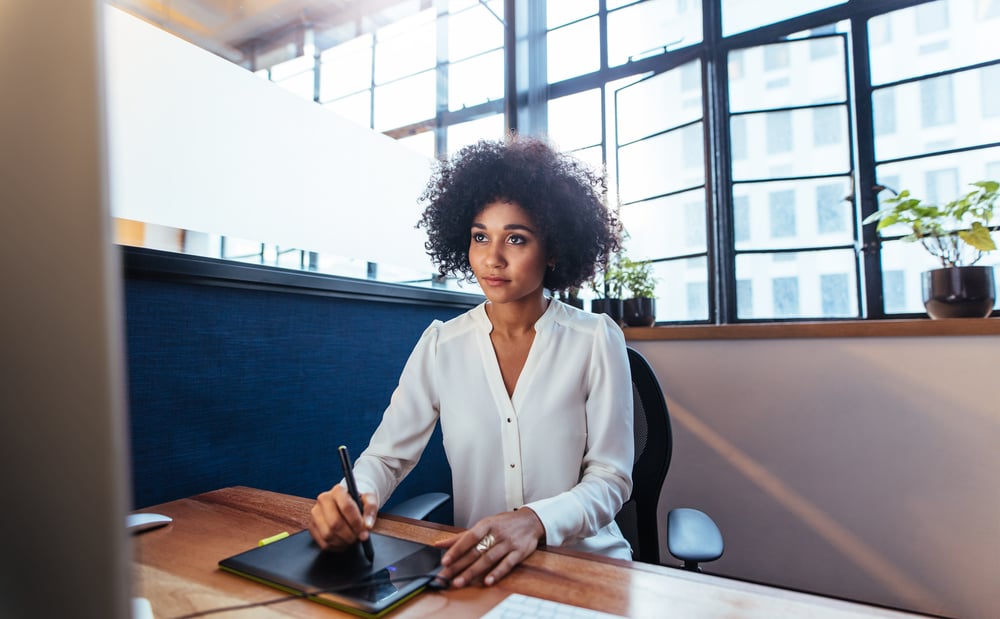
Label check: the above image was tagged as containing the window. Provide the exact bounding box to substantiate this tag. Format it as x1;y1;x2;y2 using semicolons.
883;270;907;313
766;112;793;154
733;195;751;243
915;0;949;35
812;106;842;146
153;0;999;319
763;44;790;71
736;279;754;318
924;168;959;205
816;183;846;234
769;190;797;238
982;63;1000;118
872;87;896;136
920;75;955;127
772;276;800;317
820;273;851;316
730;115;747;160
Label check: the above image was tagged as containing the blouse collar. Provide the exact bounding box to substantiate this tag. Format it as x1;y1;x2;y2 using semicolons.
473;297;557;334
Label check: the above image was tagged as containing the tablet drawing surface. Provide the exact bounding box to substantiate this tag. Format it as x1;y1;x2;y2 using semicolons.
219;530;442;617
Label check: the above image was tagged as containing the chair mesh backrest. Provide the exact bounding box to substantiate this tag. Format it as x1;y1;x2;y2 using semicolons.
617;347;672;564
631;382;648;465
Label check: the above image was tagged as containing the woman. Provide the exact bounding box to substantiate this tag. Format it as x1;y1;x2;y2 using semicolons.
308;135;634;589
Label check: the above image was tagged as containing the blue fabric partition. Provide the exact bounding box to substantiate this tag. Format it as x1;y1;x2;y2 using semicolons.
123;249;473;517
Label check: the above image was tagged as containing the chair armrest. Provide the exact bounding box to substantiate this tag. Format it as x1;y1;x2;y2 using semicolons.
382;492;451;521
666;507;724;569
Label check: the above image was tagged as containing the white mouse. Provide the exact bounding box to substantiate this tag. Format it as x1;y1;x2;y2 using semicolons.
126;512;173;534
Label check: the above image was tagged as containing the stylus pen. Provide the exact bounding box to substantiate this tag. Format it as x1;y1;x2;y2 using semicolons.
338;445;375;563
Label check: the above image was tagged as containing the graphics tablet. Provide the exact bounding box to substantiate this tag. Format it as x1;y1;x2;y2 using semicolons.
219;530;443;618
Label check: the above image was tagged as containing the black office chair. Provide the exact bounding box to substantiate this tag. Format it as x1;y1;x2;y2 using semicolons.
618;346;723;570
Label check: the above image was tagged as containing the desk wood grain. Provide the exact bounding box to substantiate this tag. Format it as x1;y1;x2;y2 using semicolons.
133;487;927;619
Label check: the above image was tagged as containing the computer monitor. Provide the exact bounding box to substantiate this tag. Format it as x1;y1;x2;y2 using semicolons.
0;2;132;618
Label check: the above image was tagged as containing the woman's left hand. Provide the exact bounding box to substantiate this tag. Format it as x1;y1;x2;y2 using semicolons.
433;508;546;588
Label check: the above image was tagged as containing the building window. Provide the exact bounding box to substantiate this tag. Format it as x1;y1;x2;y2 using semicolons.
812;106;842;146
816;183;846;234
920;75;955;127
872;87;896;135
883;269;907;314
769;190;797;238
981;63;1000;118
736;278;753;318
915;1;949;35
733;195;751;243
820;273;851;316
772;276;800;317
766;111;793;154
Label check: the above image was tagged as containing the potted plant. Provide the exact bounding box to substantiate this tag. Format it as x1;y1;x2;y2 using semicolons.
863;180;998;318
557;287;584;309
589;255;626;325
620;257;658;327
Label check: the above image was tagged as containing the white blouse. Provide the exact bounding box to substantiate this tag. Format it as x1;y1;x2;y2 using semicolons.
353;299;634;559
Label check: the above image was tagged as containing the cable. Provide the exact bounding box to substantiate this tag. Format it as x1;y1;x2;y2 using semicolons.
168;573;449;619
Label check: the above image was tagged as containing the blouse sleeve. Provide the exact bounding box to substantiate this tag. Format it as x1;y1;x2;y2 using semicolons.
525;314;634;548
351;322;442;508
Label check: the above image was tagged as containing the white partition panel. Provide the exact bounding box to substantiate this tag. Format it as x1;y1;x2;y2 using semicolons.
103;6;435;272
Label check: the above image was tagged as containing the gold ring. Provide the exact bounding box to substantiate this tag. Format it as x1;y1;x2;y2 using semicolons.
475;533;495;553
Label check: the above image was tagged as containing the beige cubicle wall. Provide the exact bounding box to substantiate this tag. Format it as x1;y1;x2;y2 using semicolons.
628;328;999;619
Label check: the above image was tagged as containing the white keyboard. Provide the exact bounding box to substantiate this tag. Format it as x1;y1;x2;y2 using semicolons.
480;593;626;618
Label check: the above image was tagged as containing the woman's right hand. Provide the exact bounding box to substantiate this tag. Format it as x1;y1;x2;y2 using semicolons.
308;484;378;551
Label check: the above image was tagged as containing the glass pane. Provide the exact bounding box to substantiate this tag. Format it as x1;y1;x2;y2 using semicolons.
869;1;1000;86
729;37;847;112
722;0;845;37
547;17;600;83
448;1;503;61
570;145;605;178
735;249;858;319
319;35;372;101
374;10;436;84
618;124;705;204
547;0;598;29
616;62;702;145
619;189;707;261
651;258;709;322
880;234;1000;314
448;49;504;110
548;89;603;152
731;108;850;180
373;70;435;131
607;0;703;67
446;114;506;156
875;146;1000;224
396;130;436;160
733;177;852;250
322;91;371;128
873;68;999;163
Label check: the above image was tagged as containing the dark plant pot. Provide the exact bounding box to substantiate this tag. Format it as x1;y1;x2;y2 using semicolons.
921;266;996;319
561;297;584;310
591;298;623;325
623;297;656;327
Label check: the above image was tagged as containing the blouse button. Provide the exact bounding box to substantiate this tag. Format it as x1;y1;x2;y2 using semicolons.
507;418;511;423
509;463;516;468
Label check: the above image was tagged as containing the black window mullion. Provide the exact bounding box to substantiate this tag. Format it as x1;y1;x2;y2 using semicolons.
849;13;884;319
704;0;734;324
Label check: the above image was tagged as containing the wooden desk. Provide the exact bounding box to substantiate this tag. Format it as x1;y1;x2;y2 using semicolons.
133;487;925;618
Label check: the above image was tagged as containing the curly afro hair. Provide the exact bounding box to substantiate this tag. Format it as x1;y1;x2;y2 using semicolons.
417;135;622;292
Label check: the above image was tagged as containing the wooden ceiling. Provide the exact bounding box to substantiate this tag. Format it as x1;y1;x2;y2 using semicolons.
109;0;422;66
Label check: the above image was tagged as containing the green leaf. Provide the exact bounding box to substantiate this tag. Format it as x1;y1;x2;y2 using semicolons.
959;223;997;252
874;214;899;230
